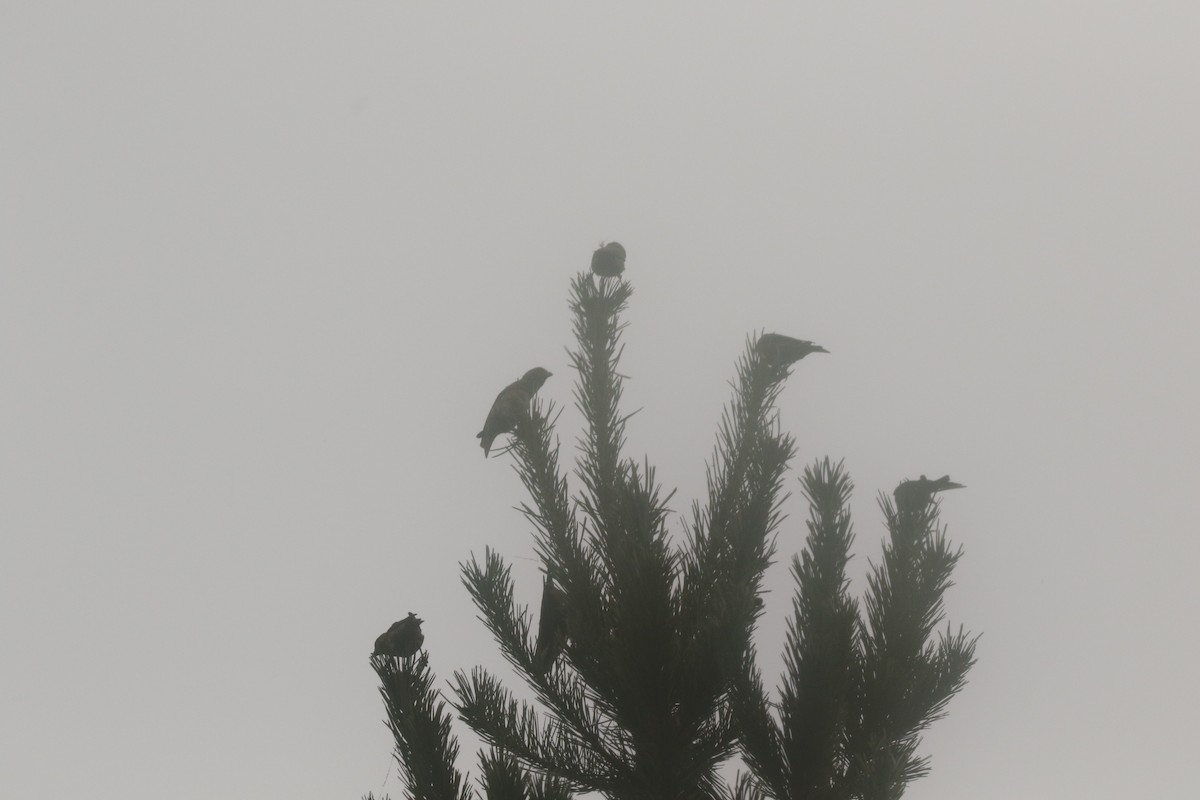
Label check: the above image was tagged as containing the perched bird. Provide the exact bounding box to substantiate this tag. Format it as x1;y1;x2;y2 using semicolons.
373;612;425;658
477;367;552;456
756;333;829;366
590;241;627;277
893;475;965;514
533;577;568;675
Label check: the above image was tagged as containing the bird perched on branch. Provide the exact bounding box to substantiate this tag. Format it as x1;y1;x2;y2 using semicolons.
756;333;829;366
477;367;552;456
533;577;568;675
591;241;626;277
893;475;965;514
373;612;424;658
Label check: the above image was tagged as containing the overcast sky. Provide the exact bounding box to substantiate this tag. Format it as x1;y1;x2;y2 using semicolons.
2;4;1197;799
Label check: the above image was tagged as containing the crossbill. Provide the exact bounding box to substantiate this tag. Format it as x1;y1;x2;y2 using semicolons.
533;577;567;675
893;475;965;514
477;367;552;456
373;612;425;658
756;333;829;366
591;241;627;277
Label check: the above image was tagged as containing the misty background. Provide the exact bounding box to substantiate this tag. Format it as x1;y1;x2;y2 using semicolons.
2;4;1197;798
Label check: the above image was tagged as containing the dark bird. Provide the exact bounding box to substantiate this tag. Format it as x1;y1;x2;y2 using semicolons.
533;577;568;675
756;333;829;366
590;241;626;277
893;474;965;514
477;367;552;456
373;612;425;658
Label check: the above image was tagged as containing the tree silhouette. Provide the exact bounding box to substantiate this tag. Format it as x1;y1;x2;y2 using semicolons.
370;259;976;800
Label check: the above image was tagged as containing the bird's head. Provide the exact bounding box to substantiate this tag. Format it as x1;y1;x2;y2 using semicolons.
520;367;553;392
757;333;829;365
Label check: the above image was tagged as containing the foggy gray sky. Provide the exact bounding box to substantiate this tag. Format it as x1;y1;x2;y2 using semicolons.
2;4;1197;798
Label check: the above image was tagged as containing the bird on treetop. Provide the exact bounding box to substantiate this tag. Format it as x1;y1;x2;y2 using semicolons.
893;474;965;514
477;367;553;457
591;241;626;277
373;612;425;658
756;333;829;366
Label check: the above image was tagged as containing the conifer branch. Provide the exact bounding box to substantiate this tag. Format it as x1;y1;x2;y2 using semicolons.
731;459;860;800
776;459;860;798
689;336;795;552
726;771;770;800
568;272;634;538
682;337;796;612
476;749;577;800
477;751;528;800
460;548;536;675
372;652;473;800
839;494;976;798
676;337;798;744
508;400;606;634
526;772;575;800
458;549;627;770
450;667;625;792
729;657;787;794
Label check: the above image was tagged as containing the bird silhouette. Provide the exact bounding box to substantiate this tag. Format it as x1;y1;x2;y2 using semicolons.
893;474;965;514
533;577;567;675
477;367;552;456
373;612;425;658
756;333;829;366
590;241;626;277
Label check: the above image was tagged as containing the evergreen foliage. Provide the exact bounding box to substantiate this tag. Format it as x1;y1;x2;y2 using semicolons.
370;264;976;800
372;651;471;800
